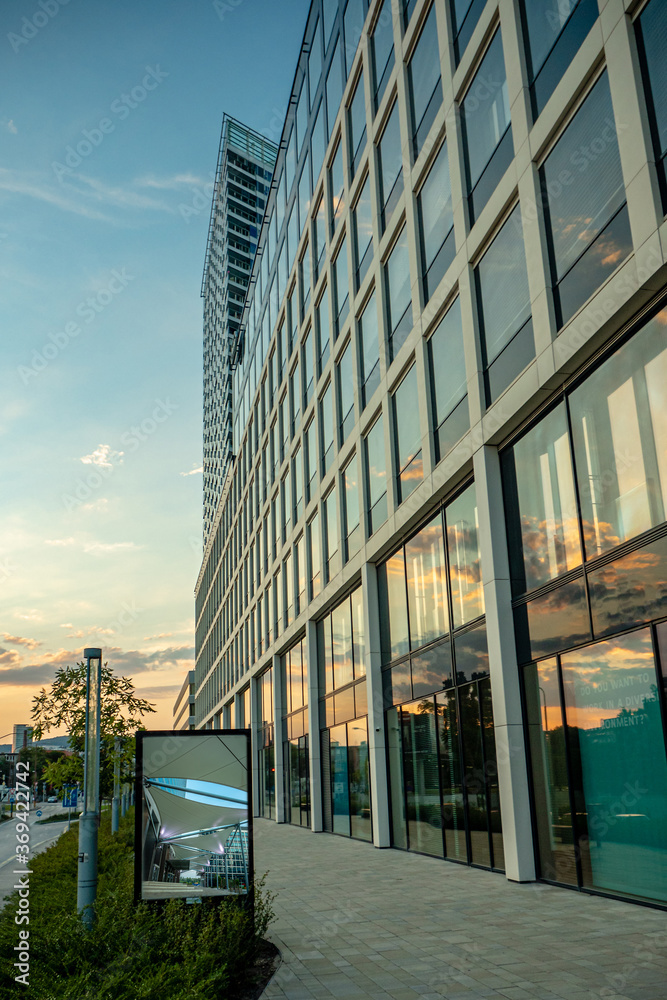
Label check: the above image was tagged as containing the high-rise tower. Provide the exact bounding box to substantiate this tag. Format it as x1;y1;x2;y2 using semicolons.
201;116;277;544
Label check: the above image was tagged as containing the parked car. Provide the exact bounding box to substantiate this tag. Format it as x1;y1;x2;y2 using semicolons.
47;795;57;803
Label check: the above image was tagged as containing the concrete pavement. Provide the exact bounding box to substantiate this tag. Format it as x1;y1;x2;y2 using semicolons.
255;820;667;1000
0;802;73;905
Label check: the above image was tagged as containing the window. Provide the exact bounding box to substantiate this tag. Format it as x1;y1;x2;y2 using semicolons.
274;567;283;638
316;285;331;376
359;289;380;407
371;0;394;111
314;196;327;278
288;285;298;355
342;456;361;560
450;0;485;64
279;321;288;384
393;364;423;503
309;17;322;105
385;228;412;361
297;81;308;156
280;393;290;457
334;235;350;332
302;327;315;408
281;468;291;542
285;551;294;627
428;298;469;462
408;5;442;159
311;101;327;187
541;73;632;329
418;140;455;303
569;312;667;559
308;510;322;598
320;382;335;476
344;0;366;77
353;174;373;289
296;534;306;613
300;241;312;318
290;360;301;436
270;420;279;482
337;340;355;445
522;0;598;119
461;31;512;223
324;0;338;45
293;444;304;524
305;418;318;501
502;401;581;595
364;413;387;534
377;103;403;235
330;139;345;232
326;40;344;138
475;203;533;404
324;486;340;580
637;0;667;211
402;0;417;28
348;70;367;177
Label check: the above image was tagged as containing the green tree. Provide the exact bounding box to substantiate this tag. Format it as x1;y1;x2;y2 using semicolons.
31;662;156;798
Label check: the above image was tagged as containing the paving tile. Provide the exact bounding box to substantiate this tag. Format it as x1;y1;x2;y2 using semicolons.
255;820;667;1000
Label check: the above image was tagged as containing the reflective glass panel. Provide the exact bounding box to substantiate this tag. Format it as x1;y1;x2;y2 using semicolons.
349;70;367;174
344;0;365;76
589;536;667;639
387;705;407;848
408;4;442;157
360;290;380;406
386;228;412;358
504;402;581;593
419;140;455;299
365;413;387;533
348;718;372;840
523;658;577;884
570;312;667;558
372;0;394;109
343;456;361;559
454;623;489;684
412;641;453;698
562;630;667;904
436;689;467;861
401;699;445;857
428;298;469;462
462;31;510;190
515;579;590;664
393;364;423;501
446;484;484;628
378;548;409;663
477;204;532;368
405;514;448;649
329;722;350;834
378;101;403;227
327;40;344;138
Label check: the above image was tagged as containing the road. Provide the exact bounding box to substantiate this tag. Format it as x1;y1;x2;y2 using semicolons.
0;802;75;906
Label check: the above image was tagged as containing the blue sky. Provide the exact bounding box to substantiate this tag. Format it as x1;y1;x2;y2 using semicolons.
0;0;310;733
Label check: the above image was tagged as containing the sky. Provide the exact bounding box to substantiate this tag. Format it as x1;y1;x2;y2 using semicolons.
0;0;310;739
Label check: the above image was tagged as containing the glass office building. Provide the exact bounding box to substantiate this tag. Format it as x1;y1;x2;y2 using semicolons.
195;0;667;908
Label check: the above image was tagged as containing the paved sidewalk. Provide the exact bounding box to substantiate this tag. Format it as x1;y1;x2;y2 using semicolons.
254;820;667;1000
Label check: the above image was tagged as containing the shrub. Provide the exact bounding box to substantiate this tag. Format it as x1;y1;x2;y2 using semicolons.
0;809;274;1000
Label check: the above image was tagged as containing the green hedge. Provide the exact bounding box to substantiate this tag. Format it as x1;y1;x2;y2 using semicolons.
0;809;274;999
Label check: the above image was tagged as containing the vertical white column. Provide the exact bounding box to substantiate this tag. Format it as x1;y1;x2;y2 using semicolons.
473;444;535;882
272;653;286;823
234;691;244;729
361;561;391;847
305;618;323;831
250;674;260;818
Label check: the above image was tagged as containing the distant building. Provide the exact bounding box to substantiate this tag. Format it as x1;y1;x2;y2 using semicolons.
173;671;195;731
12;725;32;754
201;115;278;544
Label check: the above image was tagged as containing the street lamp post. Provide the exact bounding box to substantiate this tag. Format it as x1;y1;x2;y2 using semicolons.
77;647;102;930
111;738;120;834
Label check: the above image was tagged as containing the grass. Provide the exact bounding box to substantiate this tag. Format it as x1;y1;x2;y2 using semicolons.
0;808;275;999
35;814;78;825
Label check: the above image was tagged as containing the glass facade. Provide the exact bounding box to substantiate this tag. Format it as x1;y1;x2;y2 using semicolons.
505;311;667;904
282;636;311;827
542;72;632;328
319;587;371;840
194;0;667;911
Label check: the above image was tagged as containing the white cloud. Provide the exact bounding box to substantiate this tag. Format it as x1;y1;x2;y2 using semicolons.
80;444;123;469
44;537;77;547
80;498;110;513
180;465;203;477
3;120;17;135
0;167;113;222
83;541;141;555
134;173;210;191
